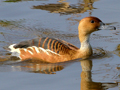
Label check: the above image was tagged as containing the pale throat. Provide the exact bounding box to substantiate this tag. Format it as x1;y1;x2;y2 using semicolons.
79;34;92;52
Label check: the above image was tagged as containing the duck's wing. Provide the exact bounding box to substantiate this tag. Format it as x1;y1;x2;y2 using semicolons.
56;38;79;50
10;37;79;55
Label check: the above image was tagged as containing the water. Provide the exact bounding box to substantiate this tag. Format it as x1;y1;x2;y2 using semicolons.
0;0;120;90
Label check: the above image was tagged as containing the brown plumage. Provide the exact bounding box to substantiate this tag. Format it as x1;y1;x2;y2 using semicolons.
8;16;116;63
22;62;64;74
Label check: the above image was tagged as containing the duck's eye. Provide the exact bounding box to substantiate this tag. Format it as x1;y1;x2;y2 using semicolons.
91;20;95;23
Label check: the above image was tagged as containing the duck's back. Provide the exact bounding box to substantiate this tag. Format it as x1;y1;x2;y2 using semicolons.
13;37;78;54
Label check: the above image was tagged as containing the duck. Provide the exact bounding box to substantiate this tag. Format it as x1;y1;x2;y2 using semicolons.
8;16;116;63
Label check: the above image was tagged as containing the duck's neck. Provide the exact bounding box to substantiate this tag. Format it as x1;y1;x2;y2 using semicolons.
78;34;93;58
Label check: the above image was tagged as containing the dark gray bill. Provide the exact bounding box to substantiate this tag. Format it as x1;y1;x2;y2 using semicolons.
98;22;116;30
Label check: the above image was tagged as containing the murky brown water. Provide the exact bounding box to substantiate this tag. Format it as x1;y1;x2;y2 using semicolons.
0;0;120;90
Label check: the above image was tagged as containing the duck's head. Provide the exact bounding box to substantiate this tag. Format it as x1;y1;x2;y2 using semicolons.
78;16;116;35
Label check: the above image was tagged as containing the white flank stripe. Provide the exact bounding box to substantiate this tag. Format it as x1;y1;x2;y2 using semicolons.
24;49;27;52
28;47;34;51
46;49;60;56
33;46;40;53
39;47;49;55
39;47;46;52
9;44;60;57
28;50;33;55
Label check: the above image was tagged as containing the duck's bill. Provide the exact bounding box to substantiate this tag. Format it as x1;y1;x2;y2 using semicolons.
98;22;116;30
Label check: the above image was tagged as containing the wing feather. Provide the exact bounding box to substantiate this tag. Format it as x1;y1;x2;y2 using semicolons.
13;37;79;55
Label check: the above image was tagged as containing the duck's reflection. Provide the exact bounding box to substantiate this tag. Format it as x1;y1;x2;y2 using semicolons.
0;57;118;89
80;59;118;90
7;59;68;74
0;56;77;74
18;62;64;74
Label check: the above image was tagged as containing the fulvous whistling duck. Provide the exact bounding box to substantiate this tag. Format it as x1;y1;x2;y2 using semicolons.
8;16;116;63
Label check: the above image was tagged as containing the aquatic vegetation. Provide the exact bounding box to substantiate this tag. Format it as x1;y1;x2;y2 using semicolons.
0;20;24;28
4;0;21;2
